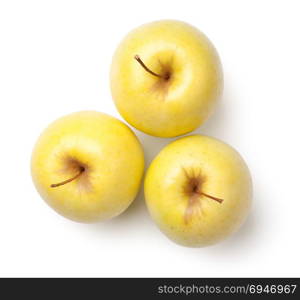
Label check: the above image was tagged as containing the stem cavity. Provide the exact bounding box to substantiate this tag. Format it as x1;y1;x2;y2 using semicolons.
182;168;224;224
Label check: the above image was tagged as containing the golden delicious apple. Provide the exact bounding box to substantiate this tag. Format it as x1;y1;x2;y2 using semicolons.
31;111;144;223
110;20;223;137
144;135;252;247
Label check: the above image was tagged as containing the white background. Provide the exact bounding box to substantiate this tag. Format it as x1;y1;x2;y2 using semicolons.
0;0;299;277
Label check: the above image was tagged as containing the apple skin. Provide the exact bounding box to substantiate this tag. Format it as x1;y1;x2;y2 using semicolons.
110;20;223;137
31;111;144;223
144;135;252;247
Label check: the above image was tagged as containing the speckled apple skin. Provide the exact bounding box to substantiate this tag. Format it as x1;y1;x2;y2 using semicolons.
110;20;223;137
31;111;144;223
144;135;252;247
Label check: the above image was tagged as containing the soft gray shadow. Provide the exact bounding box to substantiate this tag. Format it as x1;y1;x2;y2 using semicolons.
135;131;173;167
194;177;265;257
101;130;176;222
89;130;176;228
192;88;233;141
83;183;148;233
211;211;258;253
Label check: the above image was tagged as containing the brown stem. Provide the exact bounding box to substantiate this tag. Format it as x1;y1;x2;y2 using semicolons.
134;55;164;79
201;192;224;203
50;167;85;188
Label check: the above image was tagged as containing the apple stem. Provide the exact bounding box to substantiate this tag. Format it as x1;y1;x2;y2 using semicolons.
134;55;165;79
50;166;85;188
201;192;224;203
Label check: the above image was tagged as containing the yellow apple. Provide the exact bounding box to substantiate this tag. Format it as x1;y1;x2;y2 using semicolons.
31;111;144;223
110;20;223;137
144;135;252;247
